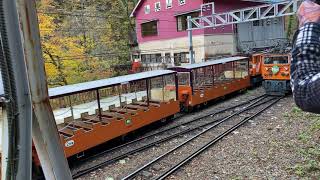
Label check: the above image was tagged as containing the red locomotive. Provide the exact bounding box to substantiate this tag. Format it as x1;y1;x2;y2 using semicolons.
255;53;291;95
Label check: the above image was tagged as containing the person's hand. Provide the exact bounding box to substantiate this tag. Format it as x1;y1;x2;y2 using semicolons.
297;0;320;27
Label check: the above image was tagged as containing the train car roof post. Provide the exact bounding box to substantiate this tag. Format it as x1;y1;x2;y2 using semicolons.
187;16;195;64
68;96;75;120
146;79;150;107
175;74;179;101
162;76;165;102
118;85;122;109
212;65;215;86
190;70;194;95
96;90;102;121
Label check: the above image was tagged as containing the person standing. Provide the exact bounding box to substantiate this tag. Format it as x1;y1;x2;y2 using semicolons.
291;0;320;113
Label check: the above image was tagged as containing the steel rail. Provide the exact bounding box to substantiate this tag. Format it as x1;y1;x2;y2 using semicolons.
121;96;276;180
73;95;268;179
155;97;283;180
78;94;266;163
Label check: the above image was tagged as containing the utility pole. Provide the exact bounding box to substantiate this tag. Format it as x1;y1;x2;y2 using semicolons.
187;16;195;64
15;0;73;179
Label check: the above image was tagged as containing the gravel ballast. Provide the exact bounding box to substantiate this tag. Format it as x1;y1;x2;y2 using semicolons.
76;88;319;179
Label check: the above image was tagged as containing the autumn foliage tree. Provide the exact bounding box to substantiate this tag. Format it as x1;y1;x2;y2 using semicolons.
37;0;138;87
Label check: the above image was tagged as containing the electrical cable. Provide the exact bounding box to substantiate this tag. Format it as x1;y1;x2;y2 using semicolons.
0;0;19;178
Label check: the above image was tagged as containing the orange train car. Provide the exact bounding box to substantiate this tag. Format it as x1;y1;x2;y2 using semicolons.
1;55;290;176
260;54;291;95
30;56;258;168
31;70;181;164
170;56;251;111
250;54;263;86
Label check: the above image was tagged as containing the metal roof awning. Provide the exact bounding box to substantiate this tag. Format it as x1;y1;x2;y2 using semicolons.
171;56;248;71
49;70;176;98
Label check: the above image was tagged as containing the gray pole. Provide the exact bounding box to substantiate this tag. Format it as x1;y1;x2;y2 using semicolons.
15;0;72;179
0;0;32;179
187;16;195;64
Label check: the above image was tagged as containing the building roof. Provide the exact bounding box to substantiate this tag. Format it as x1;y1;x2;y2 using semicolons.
130;0;275;17
49;70;176;98
172;56;249;71
130;0;143;17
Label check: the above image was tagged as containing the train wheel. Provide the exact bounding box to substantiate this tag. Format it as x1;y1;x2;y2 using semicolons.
196;104;202;111
76;151;85;159
160;118;167;123
239;88;247;94
121;134;127;142
166;115;174;121
187;106;194;113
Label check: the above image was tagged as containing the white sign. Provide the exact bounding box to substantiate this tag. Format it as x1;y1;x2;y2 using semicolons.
65;140;75;148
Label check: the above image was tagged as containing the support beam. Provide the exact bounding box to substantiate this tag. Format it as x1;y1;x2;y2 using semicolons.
0;0;33;179
187;16;195;64
188;0;301;30
15;0;72;179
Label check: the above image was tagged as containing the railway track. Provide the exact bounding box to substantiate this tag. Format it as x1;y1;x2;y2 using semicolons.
72;94;269;179
121;96;282;180
75;94;265;163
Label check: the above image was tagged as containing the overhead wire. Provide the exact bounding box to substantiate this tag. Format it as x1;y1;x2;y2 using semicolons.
36;6;230;63
44;42;233;61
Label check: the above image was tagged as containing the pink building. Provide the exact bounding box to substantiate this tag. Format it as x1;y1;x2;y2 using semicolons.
131;0;286;66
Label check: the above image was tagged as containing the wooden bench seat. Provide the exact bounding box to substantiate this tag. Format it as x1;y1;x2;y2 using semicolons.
133;101;160;107
194;87;205;90
125;104;149;110
82;116;113;123
149;100;161;104
59;128;74;137
70;121;93;131
101;112;124;119
109;107;136;114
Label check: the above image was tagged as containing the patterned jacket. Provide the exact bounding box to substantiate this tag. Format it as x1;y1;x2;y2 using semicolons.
291;22;320;113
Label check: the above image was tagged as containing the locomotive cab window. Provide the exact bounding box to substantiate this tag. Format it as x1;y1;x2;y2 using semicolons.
264;56;289;64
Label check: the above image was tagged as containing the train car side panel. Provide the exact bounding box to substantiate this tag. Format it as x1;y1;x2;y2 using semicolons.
61;100;180;157
189;77;250;107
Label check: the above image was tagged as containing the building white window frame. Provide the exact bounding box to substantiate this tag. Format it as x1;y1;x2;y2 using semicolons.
176;11;200;31
179;0;186;6
145;5;150;14
141;20;158;37
166;0;172;9
200;2;215;16
155;2;161;12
